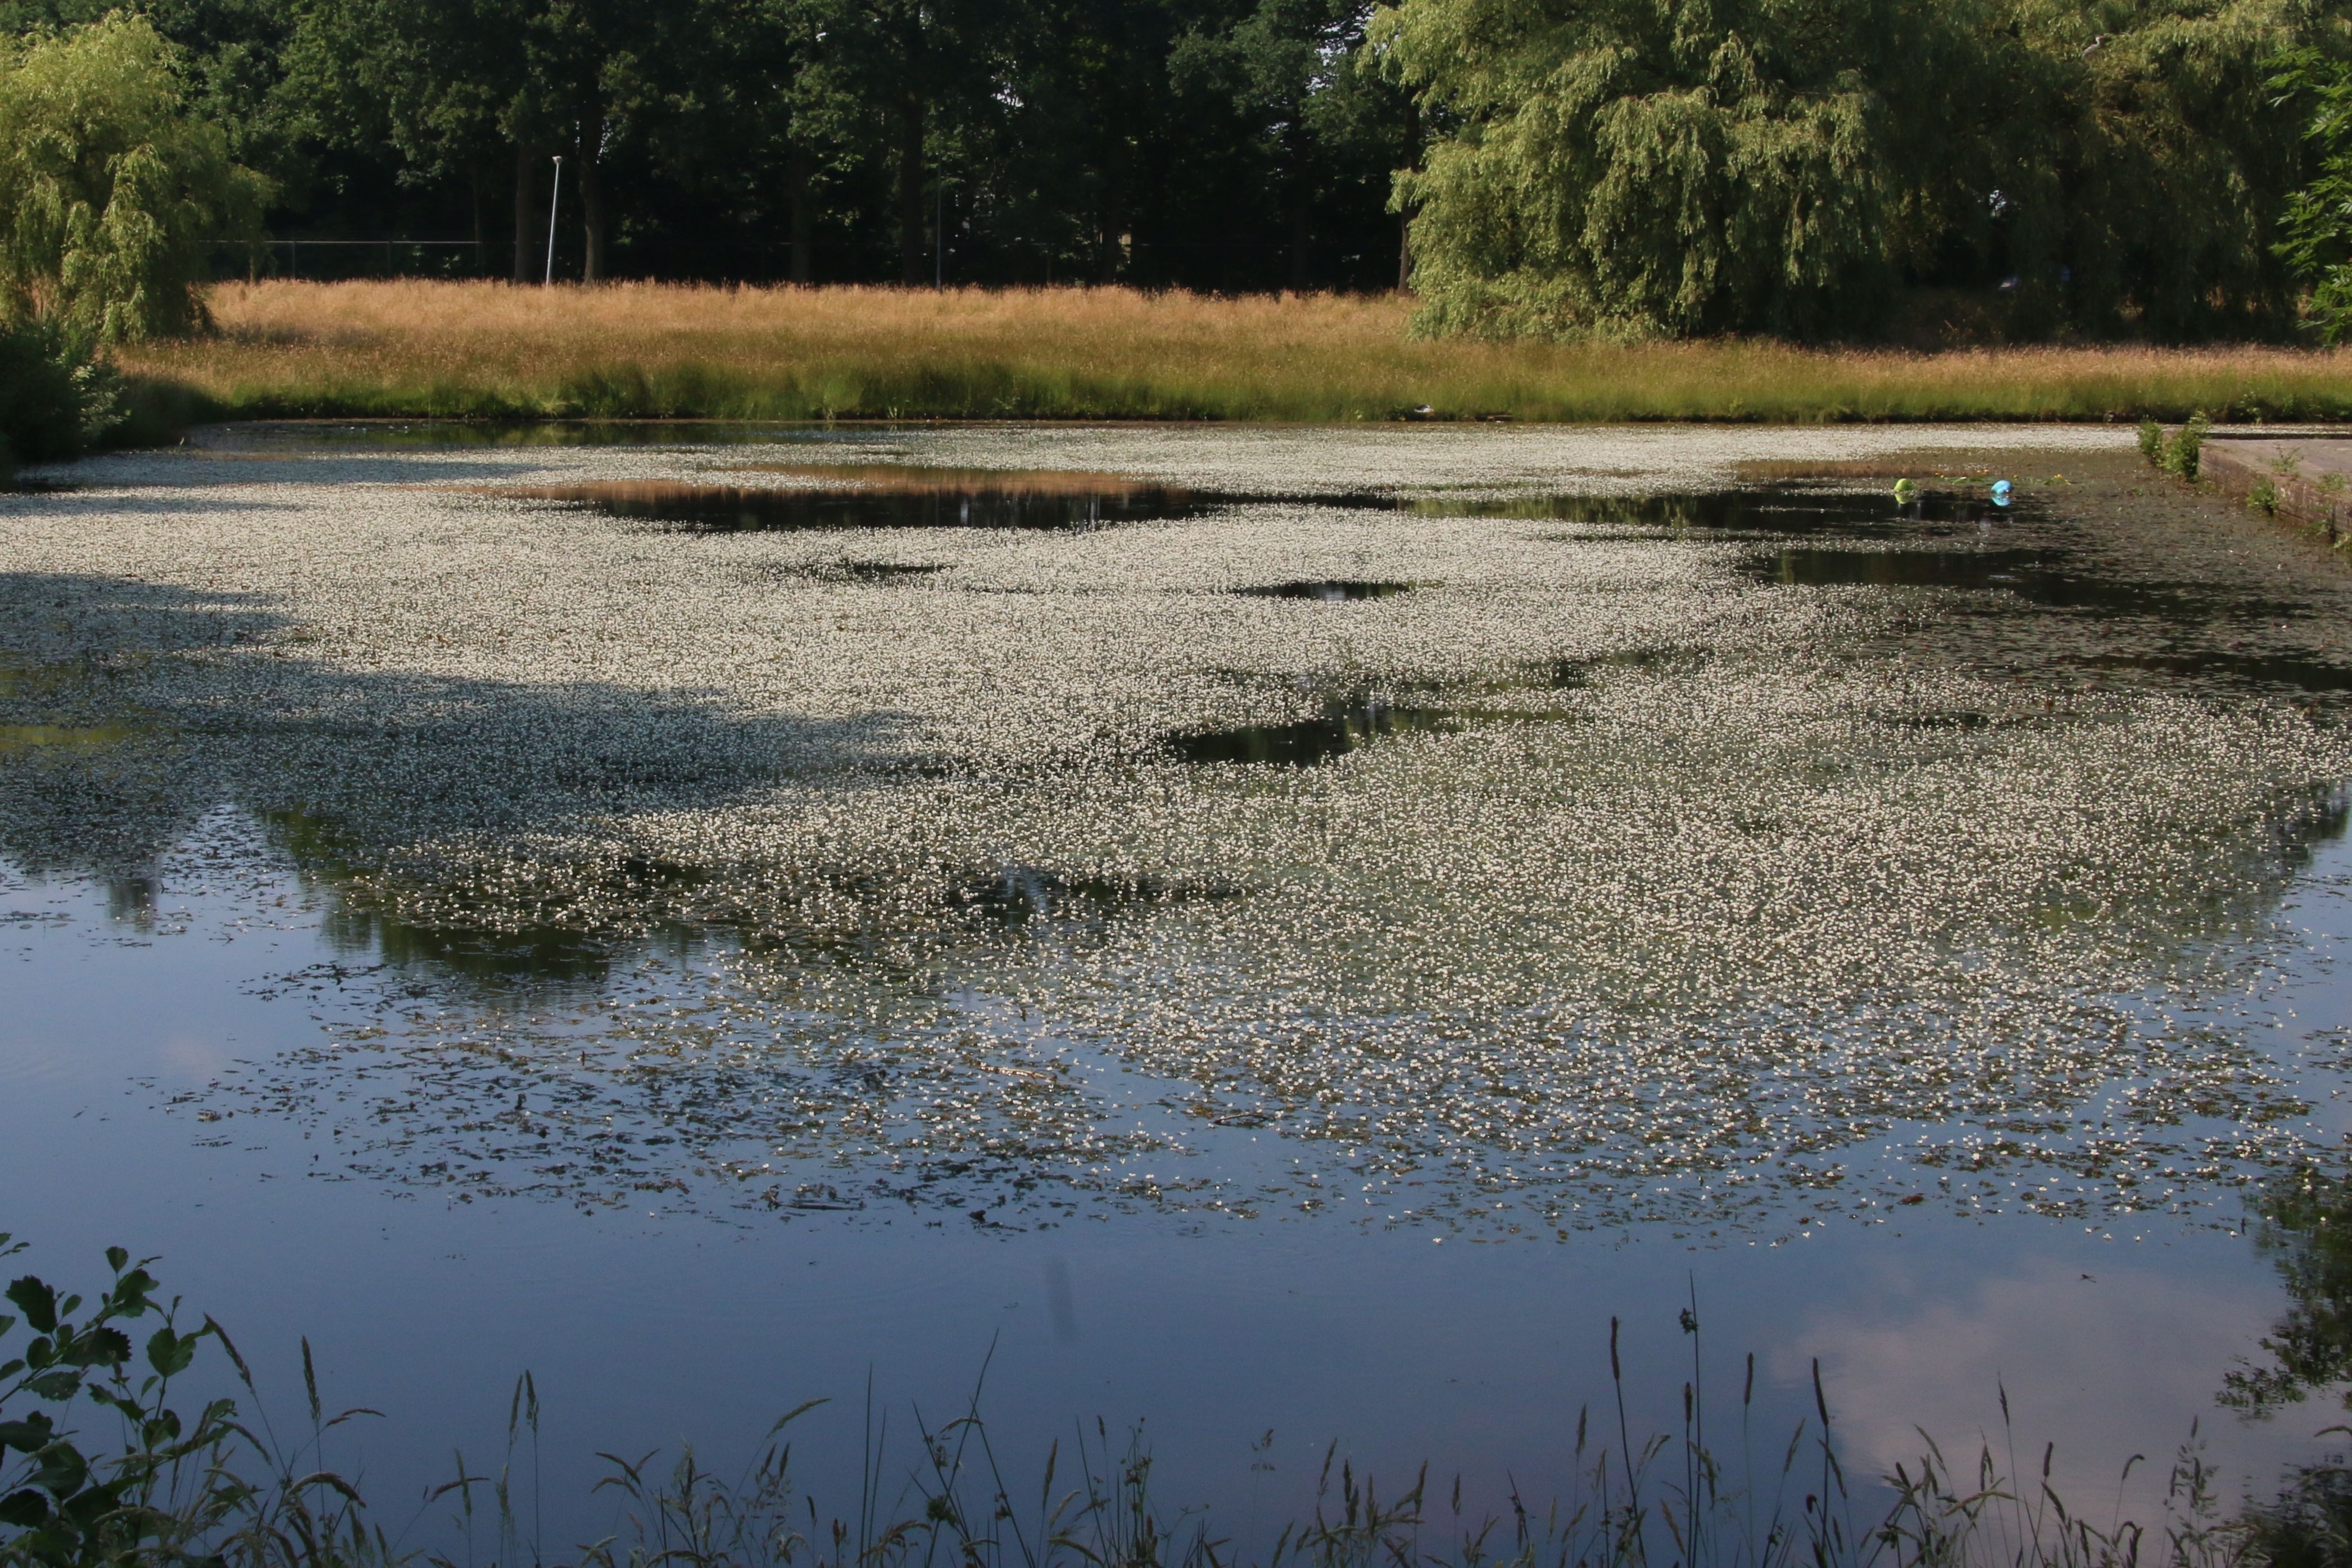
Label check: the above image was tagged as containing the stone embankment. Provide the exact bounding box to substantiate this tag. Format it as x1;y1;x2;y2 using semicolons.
2202;435;2352;543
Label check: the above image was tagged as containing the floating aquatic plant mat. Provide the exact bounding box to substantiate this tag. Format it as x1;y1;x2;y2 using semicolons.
6;422;2351;1233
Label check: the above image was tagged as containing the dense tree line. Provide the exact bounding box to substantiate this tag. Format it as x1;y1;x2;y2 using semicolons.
0;0;1420;292
7;0;2352;341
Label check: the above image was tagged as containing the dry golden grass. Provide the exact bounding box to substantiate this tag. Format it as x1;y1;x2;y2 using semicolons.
108;278;2352;423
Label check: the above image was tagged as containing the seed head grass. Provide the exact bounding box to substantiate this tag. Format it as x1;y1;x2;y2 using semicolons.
106;281;2352;425
0;1227;2282;1568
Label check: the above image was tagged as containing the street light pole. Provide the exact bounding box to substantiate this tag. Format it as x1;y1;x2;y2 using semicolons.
545;155;564;286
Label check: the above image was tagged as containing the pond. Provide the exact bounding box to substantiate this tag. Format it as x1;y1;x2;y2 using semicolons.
6;420;2352;1551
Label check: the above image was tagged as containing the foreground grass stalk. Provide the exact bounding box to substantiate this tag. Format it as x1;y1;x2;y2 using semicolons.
0;1235;2302;1568
103;282;2352;427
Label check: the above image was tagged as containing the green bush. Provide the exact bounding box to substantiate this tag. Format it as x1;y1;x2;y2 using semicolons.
0;1232;392;1568
0;320;119;479
2140;413;2210;481
2171;413;2211;480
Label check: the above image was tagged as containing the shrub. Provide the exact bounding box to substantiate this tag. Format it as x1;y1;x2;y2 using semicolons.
2170;413;2211;480
2140;413;2210;481
0;319;120;478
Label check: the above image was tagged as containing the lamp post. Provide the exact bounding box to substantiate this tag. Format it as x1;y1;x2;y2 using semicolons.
545;155;564;286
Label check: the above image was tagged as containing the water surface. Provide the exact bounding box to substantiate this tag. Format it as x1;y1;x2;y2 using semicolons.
7;424;2352;1545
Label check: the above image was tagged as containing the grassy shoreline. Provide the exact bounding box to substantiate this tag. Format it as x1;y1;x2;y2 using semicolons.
111;280;2352;427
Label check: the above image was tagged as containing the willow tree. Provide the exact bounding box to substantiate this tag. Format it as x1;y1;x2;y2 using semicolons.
1956;0;2330;341
1377;0;2333;341
0;13;268;342
1371;0;1969;338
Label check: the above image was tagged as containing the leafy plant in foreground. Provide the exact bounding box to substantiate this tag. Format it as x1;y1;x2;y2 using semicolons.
2138;415;2209;482
0;1231;243;1567
0;1233;395;1568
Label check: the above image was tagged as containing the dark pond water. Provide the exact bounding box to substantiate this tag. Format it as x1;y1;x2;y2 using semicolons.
490;477;1208;531
1239;580;1419;601
798;560;948;583
1166;694;1467;765
10;432;2352;1554
2072;650;2352;691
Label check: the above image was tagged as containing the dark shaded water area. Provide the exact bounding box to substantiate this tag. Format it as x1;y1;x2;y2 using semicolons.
15;431;2352;1548
1239;579;1419;600
487;476;1209;531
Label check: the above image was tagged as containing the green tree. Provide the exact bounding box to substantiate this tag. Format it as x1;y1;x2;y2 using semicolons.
1174;0;1416;292
279;0;548;280
1988;0;2328;341
656;0;846;283
1376;0;2334;341
823;0;1003;285
1374;0;1981;339
2274;44;2352;342
0;12;268;341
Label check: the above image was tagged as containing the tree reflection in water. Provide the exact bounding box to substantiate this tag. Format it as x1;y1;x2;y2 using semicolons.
2230;1172;2352;1568
2231;1172;2352;1417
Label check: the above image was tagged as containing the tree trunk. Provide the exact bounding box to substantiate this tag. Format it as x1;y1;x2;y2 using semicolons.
788;142;814;284
898;89;926;286
511;144;533;284
579;126;608;283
